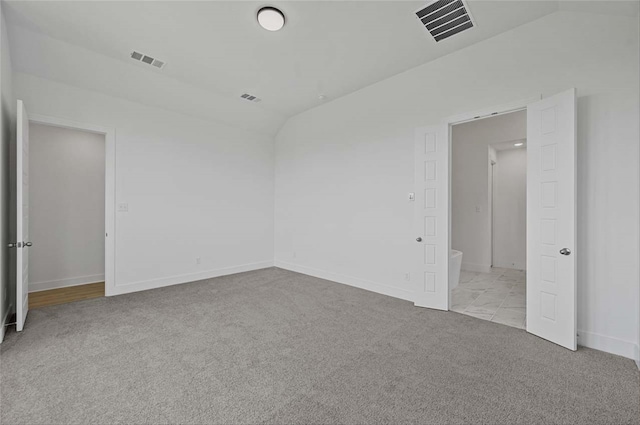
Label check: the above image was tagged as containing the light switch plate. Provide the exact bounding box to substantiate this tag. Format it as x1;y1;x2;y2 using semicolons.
118;203;129;212
408;192;415;201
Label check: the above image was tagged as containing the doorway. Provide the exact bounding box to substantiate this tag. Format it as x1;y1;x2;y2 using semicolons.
448;110;527;329
12;100;116;331
28;123;106;308
412;89;577;351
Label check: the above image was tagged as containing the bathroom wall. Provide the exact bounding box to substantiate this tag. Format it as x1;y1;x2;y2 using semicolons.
492;147;527;270
451;111;527;272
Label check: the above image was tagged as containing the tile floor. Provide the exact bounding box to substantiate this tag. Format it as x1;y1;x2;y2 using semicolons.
451;267;526;329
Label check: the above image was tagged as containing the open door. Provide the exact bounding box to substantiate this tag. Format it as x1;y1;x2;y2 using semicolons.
526;89;577;350
16;100;30;332
413;125;449;310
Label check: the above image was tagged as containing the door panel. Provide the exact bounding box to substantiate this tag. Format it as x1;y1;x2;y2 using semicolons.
413;125;448;310
16;100;29;332
526;89;577;350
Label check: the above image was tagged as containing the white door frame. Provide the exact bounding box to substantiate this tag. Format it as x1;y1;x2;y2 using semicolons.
28;113;116;296
441;96;540;310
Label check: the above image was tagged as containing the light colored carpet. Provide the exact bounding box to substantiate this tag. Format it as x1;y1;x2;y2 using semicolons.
1;267;638;424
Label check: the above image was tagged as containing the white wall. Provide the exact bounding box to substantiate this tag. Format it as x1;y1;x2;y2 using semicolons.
29;124;105;291
275;10;640;360
493;148;527;270
451;111;526;272
0;5;15;341
14;73;275;295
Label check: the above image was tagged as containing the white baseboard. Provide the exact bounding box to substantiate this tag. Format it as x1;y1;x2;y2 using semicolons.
275;261;639;362
0;303;12;344
578;330;639;361
24;261;640;364
461;262;492;273
109;260;274;296
29;274;105;293
275;260;414;302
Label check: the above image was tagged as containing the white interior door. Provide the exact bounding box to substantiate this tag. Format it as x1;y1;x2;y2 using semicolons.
413;125;448;310
526;88;577;350
16;100;30;332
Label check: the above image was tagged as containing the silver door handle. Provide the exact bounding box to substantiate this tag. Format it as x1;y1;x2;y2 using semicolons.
24;242;32;247
7;243;16;248
416;237;422;242
559;248;571;256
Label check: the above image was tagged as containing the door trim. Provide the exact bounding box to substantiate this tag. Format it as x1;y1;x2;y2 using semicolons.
28;113;116;297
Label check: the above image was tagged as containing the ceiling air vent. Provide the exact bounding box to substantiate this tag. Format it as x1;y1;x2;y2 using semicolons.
240;93;262;103
415;0;475;42
130;51;166;69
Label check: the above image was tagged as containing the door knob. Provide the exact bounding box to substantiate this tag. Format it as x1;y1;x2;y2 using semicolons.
7;243;16;248
24;242;32;247
416;237;422;242
559;248;571;256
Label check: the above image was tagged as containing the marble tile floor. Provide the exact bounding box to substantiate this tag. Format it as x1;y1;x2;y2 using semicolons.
451;267;526;329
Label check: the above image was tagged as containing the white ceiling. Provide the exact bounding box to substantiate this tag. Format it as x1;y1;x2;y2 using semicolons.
6;1;633;135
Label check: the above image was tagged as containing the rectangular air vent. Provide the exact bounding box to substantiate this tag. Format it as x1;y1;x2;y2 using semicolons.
415;0;474;42
130;51;166;69
240;93;262;103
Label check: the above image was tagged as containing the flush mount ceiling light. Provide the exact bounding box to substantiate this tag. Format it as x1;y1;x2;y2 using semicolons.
257;7;285;31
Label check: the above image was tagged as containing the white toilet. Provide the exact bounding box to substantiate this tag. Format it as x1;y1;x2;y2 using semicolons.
449;250;463;290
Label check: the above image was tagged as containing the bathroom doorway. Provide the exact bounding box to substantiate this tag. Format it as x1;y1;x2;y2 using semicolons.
449;110;527;329
413;89;577;350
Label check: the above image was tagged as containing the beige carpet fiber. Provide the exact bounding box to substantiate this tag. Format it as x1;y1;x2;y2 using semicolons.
1;267;638;424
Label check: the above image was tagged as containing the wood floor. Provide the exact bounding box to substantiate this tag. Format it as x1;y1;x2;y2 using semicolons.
29;282;105;309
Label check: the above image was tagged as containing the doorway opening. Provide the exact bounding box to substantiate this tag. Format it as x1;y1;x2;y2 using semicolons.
12;101;115;332
413;89;576;350
27;123;106;309
449;110;527;329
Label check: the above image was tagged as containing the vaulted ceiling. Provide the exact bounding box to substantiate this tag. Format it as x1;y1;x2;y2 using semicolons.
4;1;637;136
